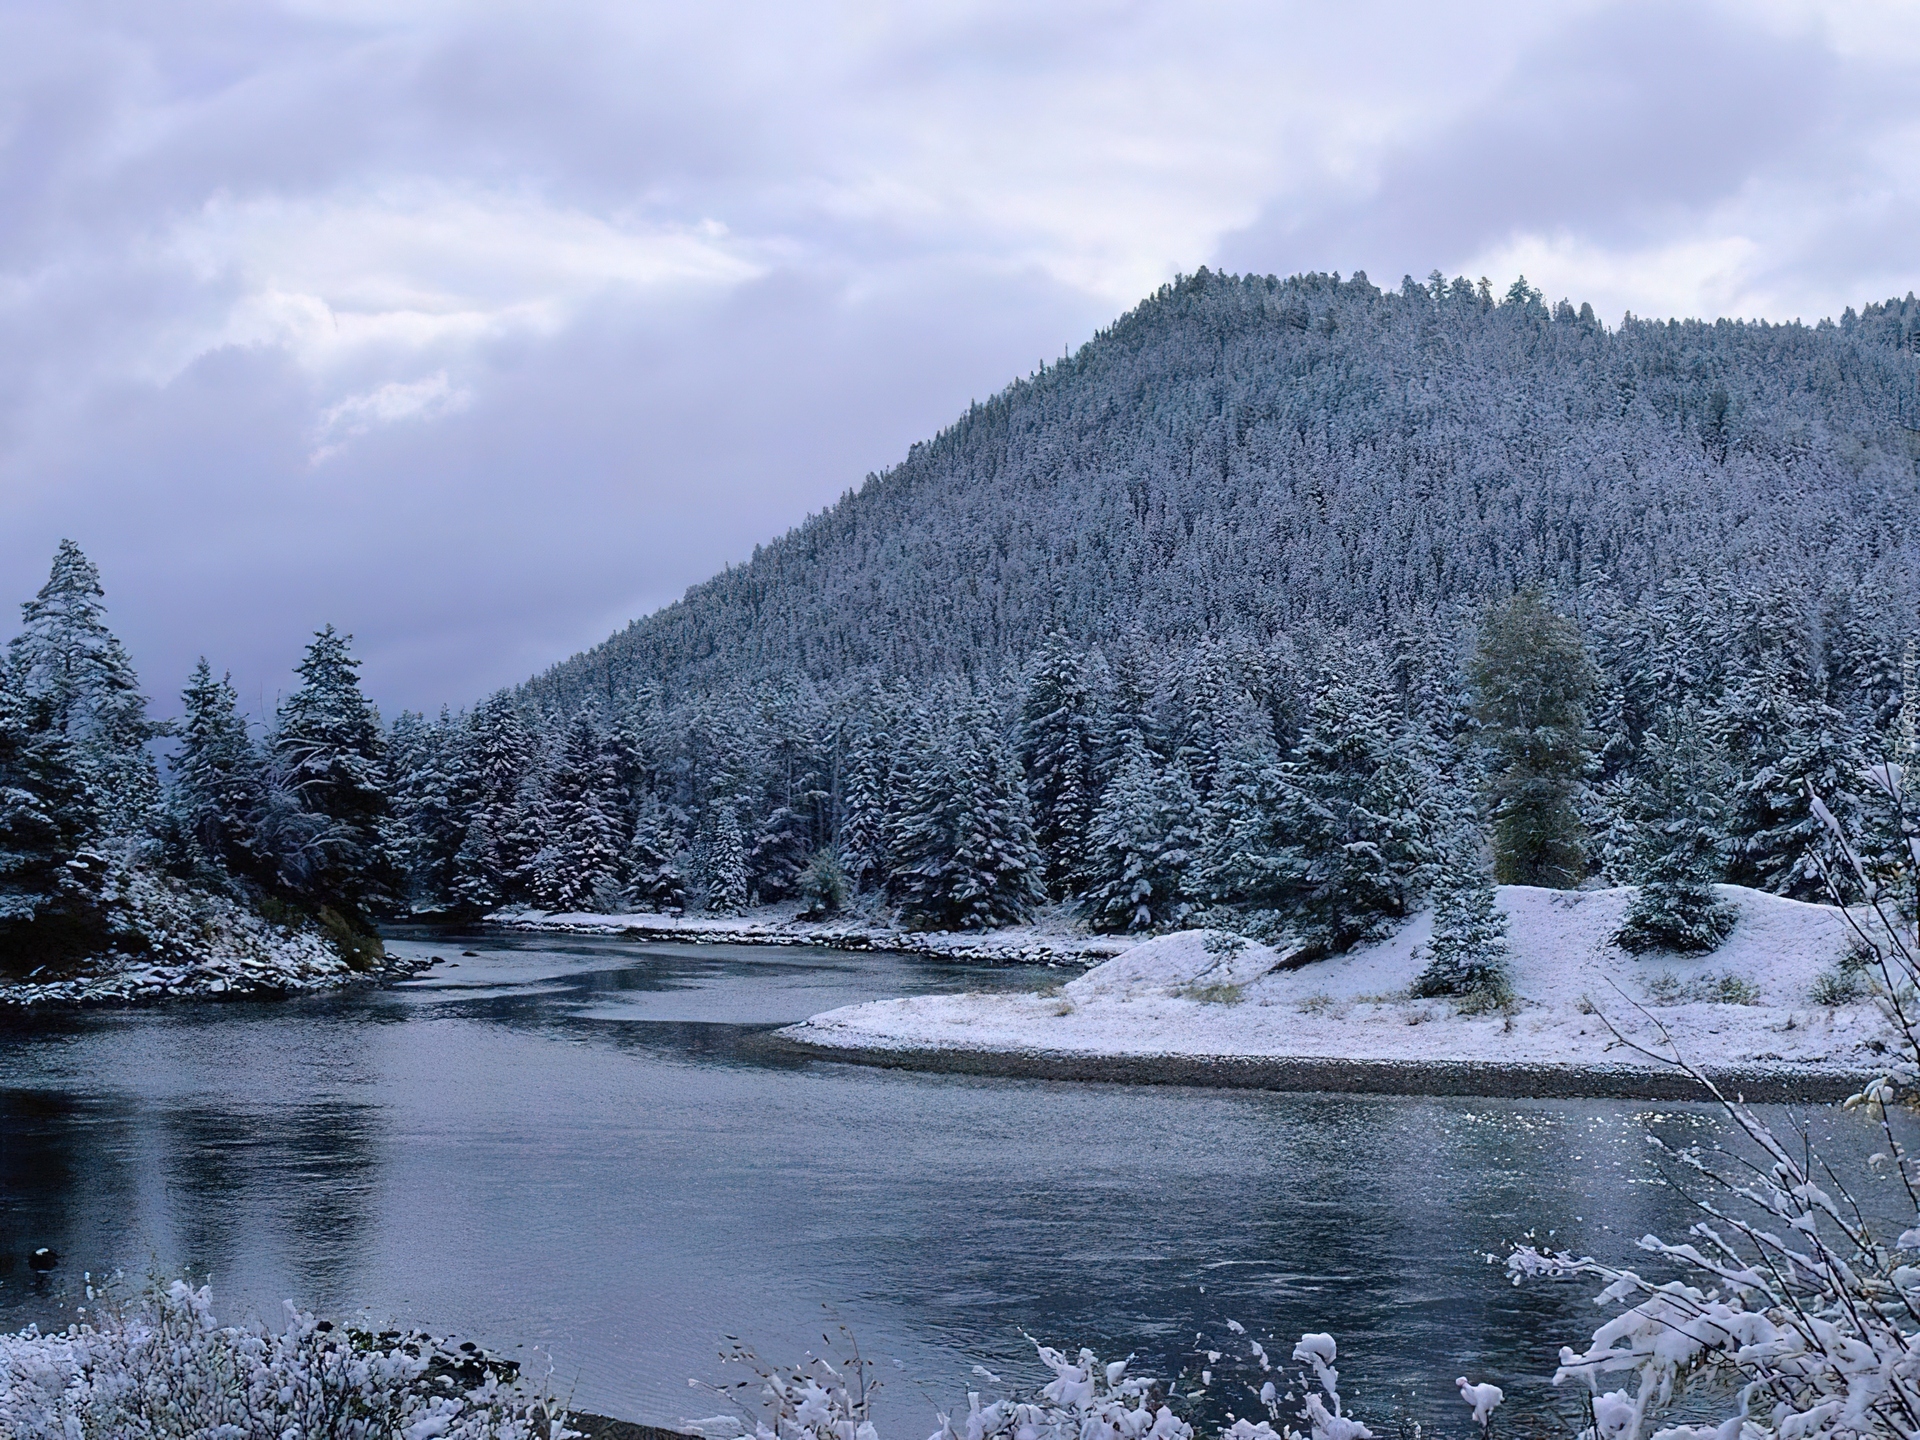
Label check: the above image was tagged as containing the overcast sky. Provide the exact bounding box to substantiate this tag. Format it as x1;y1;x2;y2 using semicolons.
5;0;1919;718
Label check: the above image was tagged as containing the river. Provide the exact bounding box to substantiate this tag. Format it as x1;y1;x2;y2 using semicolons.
0;932;1904;1434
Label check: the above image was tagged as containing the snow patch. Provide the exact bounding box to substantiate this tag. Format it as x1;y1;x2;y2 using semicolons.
784;885;1884;1074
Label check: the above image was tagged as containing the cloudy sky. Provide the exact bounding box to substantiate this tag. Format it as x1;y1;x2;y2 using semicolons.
4;0;1918;717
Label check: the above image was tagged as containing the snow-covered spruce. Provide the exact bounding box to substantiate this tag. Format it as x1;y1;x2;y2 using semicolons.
0;1278;573;1440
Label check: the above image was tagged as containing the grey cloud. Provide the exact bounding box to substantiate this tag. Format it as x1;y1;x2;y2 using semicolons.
1;259;1103;718
1216;1;1863;284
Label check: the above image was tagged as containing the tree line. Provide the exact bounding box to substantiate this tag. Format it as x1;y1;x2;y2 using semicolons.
0;543;389;970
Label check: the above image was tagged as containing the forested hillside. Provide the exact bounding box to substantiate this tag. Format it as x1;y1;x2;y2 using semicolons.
368;271;1920;963
533;268;1920;701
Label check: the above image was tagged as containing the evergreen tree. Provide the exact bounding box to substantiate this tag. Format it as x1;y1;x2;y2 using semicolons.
0;657;105;964
1019;634;1097;896
539;705;624;912
271;625;393;928
1412;838;1512;1005
1200;666;1437;955
748;804;811;902
1470;590;1593;888
8;540;161;836
1719;661;1866;901
797;848;849;919
448;813;504;917
892;702;1045;929
623;796;685;911
170;659;266;882
386;708;461;911
704;803;750;915
1082;736;1199;933
450;693;535;908
1615;712;1739;954
837;716;889;892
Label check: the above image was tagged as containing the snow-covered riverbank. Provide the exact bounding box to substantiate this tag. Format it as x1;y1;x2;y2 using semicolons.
0;868;425;1010
781;885;1892;1089
490;905;1134;967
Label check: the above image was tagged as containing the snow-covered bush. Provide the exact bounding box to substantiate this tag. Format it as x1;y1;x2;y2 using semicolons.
0;1276;572;1439
1502;778;1920;1440
689;1323;1505;1440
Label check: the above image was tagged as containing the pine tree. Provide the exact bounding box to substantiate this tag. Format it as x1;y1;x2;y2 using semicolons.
9;540;161;836
1719;658;1865;900
1198;666;1438;956
271;625;393;928
797;848;849;919
837;718;889;892
387;708;461;911
170;659;266;882
1615;712;1739;953
892;702;1045;929
1082;736;1199;933
1470;590;1593;888
1020;634;1096;896
704;803;750;915
541;706;624;912
0;657;105;965
748;804;811;902
448;812;504;916
1412;837;1512;1006
450;693;535;908
623;796;686;911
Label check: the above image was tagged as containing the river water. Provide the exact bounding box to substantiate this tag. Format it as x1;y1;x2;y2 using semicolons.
0;932;1906;1434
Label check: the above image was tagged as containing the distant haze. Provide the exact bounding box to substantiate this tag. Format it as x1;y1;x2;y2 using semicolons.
3;0;1916;717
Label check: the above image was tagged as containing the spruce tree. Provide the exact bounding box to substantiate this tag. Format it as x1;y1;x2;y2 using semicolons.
1470;590;1593;888
1719;663;1865;901
704;803;750;915
1615;713;1739;953
170;659;266;882
1019;634;1096;896
624;796;686;911
541;706;624;912
0;658;105;964
448;813;504;916
748;804;811;902
9;540;161;837
451;694;535;907
1082;736;1199;933
836;717;888;892
892;702;1045;929
272;625;393;929
1412;837;1513;1005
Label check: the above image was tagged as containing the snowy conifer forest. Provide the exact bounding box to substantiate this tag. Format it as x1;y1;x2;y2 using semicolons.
8;267;1920;991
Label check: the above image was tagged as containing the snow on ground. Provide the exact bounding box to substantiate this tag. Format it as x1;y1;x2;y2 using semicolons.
783;885;1893;1073
492;904;1134;966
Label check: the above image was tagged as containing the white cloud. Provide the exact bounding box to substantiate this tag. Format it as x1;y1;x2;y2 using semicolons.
152;183;762;380
310;369;470;463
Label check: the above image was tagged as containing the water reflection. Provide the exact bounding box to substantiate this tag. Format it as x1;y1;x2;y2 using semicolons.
0;934;1905;1436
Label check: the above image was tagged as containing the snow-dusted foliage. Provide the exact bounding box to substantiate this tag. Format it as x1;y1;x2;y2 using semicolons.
1612;712;1739;954
368;278;1920;944
0;1277;573;1439
690;1321;1512;1440
1502;782;1920;1440
1411;845;1512;1005
1;544;396;991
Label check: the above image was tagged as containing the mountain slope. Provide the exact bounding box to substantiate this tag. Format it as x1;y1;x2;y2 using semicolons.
529;269;1920;708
